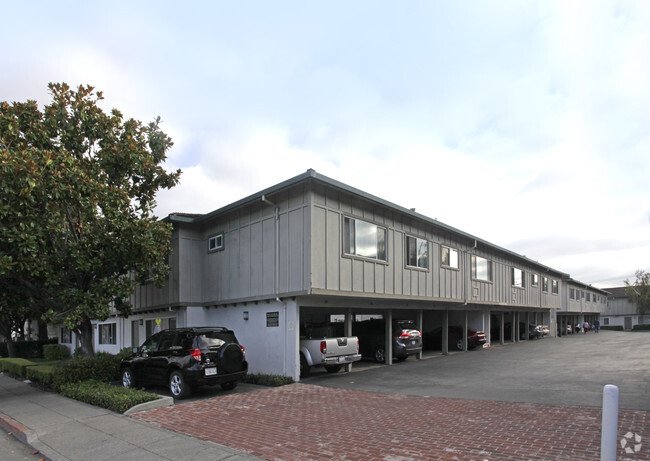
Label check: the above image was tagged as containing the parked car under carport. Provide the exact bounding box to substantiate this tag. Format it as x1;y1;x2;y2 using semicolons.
423;326;487;351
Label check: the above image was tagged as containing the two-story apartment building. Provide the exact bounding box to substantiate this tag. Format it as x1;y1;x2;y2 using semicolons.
59;170;604;380
557;278;608;334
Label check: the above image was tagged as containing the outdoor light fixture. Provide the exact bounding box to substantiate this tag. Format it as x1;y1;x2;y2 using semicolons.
139;319;143;326
243;311;249;321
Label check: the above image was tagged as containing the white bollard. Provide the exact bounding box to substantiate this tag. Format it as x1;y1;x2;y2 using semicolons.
600;384;619;461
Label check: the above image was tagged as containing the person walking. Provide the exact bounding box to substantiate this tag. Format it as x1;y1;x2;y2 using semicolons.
594;319;600;333
583;321;589;333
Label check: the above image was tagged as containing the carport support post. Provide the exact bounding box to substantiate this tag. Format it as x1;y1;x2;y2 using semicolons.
500;312;505;345
600;384;619;461
385;310;393;365
345;309;353;372
462;311;468;351
416;310;423;359
442;310;449;356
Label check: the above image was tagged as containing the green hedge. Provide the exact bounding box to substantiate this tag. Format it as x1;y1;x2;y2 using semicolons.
600;326;624;331
43;344;70;361
51;353;122;392
0;358;37;377
59;380;160;414
242;373;294;387
632;324;650;331
0;339;58;358
26;365;56;385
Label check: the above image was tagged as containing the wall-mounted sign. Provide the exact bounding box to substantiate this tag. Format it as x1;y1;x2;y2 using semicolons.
266;312;279;327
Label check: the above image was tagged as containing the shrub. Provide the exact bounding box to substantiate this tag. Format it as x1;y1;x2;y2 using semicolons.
43;344;70;361
0;339;58;359
242;373;294;387
51;353;122;392
0;358;37;377
59;380;160;414
632;324;650;331
600;326;624;331
26;365;56;385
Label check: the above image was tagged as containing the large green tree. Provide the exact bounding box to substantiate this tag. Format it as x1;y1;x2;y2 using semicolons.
625;270;650;318
0;83;180;355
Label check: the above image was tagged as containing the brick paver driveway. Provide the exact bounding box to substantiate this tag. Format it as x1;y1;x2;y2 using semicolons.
133;332;650;460
133;384;649;460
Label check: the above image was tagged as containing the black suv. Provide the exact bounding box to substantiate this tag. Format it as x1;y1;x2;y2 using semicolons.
120;327;248;399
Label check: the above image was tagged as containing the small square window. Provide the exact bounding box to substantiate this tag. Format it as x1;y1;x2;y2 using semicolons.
406;236;429;269
441;246;459;269
471;255;492;282
99;323;116;345
511;268;525;288
208;234;224;252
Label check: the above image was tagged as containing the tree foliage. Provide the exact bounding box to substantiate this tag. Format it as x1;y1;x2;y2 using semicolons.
624;270;650;317
0;83;181;355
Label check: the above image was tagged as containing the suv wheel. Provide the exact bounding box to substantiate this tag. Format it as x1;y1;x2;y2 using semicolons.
169;370;190;399
122;367;135;389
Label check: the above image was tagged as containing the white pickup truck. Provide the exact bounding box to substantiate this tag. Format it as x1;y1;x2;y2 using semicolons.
299;323;361;378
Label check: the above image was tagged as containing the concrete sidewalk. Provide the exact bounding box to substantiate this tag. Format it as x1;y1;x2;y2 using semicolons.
0;373;262;461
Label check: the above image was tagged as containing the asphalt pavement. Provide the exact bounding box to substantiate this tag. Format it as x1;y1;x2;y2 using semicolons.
307;328;650;411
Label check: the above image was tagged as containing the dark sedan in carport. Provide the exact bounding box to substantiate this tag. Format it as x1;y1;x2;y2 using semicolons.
423;326;487;351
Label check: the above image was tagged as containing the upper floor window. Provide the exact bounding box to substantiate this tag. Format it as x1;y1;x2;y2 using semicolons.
406;236;428;269
552;280;559;294
542;277;549;292
208;233;224;252
441;246;459;269
471;255;492;282
586;293;591;302
344;217;387;261
570;288;575;300
531;273;539;286
511;268;525;288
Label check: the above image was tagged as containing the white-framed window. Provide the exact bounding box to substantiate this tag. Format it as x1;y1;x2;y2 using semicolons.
586;293;591;302
570;288;575;300
60;327;71;344
441;246;459;269
406;236;428;269
98;323;116;345
511;268;525;288
145;317;177;338
531;273;539;286
471;255;492;282
343;217;387;261
208;233;224;252
552;280;559;294
542;277;549;292
603;318;610;325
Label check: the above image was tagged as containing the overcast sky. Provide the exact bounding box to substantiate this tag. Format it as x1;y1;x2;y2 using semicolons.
2;1;649;288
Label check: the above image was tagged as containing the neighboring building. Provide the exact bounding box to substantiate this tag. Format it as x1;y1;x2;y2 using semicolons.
56;170;608;379
601;287;647;330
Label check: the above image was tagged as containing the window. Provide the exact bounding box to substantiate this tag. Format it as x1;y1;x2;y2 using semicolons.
441;246;459;269
570;288;575;300
603;318;609;326
511;268;525;288
531;273;539;286
344;217;387;261
586;293;591;302
552;280;559;294
542;277;549;292
60;327;71;344
208;234;224;252
145;317;177;338
471;255;492;281
99;323;116;345
406;236;428;269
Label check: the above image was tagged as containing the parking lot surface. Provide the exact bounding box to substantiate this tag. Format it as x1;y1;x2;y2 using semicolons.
132;331;650;460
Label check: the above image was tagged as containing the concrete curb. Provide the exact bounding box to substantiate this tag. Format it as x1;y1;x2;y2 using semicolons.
123;394;174;415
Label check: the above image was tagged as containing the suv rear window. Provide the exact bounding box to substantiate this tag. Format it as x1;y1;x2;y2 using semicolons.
195;331;238;349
